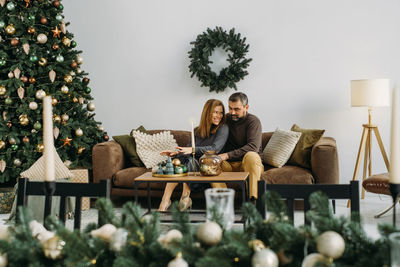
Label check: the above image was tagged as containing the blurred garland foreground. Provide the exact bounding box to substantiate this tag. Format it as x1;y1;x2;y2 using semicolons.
0;192;396;267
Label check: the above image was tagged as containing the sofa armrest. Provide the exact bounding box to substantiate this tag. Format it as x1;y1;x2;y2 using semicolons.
311;137;339;184
92;141;125;183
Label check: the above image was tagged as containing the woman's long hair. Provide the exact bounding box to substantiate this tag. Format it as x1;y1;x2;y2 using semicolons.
195;99;226;139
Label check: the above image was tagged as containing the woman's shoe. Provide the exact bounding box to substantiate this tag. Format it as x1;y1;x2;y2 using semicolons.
158;200;171;212
178;195;192;211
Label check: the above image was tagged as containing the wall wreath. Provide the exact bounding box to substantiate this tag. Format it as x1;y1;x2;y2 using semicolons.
188;27;252;93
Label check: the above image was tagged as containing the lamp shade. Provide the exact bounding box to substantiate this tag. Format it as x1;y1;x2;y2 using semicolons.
351;79;390;107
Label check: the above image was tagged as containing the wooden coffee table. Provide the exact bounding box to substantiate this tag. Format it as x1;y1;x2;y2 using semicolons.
134;171;249;216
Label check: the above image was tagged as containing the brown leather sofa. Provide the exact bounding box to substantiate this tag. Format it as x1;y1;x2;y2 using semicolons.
92;130;339;198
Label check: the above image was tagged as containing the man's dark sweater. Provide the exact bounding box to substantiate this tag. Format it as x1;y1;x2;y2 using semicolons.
224;113;263;161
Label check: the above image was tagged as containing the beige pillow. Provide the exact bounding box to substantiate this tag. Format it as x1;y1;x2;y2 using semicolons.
20;147;73;181
263;128;301;168
131;130;178;169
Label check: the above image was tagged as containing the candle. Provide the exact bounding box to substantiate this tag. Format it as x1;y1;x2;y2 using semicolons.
390;87;400;183
43;96;55;182
191;120;195;149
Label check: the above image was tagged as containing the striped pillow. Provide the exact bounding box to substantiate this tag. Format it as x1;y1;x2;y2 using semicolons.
263;128;301;168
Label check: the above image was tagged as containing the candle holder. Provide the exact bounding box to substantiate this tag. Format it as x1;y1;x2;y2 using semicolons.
389;183;400;226
192;147;196;176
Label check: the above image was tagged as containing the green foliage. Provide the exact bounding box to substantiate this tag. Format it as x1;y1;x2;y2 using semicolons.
0;0;107;184
188;27;252;93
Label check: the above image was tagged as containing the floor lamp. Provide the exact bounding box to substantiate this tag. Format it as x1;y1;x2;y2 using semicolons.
350;79;390;199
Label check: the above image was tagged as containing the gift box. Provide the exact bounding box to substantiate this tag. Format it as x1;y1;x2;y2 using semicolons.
70;169;90;210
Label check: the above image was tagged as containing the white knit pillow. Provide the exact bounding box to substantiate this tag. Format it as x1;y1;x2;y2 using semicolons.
20;147;73;181
131;130;178;169
263;128;301;168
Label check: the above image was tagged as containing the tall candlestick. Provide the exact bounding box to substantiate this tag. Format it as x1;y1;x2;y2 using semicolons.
191;120;195;149
390;87;400;183
43;96;55;182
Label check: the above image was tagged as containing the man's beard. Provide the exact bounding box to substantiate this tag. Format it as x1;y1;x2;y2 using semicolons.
231;115;239;121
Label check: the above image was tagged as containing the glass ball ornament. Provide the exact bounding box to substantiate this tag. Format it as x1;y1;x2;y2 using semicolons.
196;221;222;246
6;122;12;128
87;102;96;111
77;146;85;154
20;76;28;83
8;138;16;145
28;15;35;21
72;97;78;103
52;43;59;50
55;14;63;21
22;136;30;144
0;21;5;28
13;159;21;167
38;57;47;66
10;38;19;46
11;144;18;151
40;17;48;24
76;55;84;65
71;41;77;48
31;129;37;134
98;125;104;132
29;55;38;62
0;141;5;149
29;101;38;110
56;55;64;62
33;121;42;130
85;87;91;94
62;37;71;47
64;74;73;83
75;128;83;137
60;85;69;94
61;114;69;122
19;114;29;126
76;68;82;74
4;98;12;105
316;231;345;260
251;248;279;267
0;59;6;66
35;89;46;100
6;2;15;10
37;33;48;44
53;115;61;123
37;143;44;153
8;72;14;78
29;77;36;84
5;24;16;35
27;27;35;34
0;86;6;96
52;98;58;106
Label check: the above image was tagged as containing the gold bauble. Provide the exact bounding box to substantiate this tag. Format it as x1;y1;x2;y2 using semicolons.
77;146;86;154
76;55;83;65
38;57;47;66
35;89;46;100
87;102;95;111
61;114;69;122
27;26;35;34
75;128;83;136
52;98;58;106
60;85;69;94
37;144;44;153
0;141;5;149
172;158;181;166
62;37;71;47
8;138;16;145
19;114;29;126
42;236;65;260
72;97;78;103
64;74;73;83
5;24;16;35
0;86;6;96
53;115;61;123
10;38;19;46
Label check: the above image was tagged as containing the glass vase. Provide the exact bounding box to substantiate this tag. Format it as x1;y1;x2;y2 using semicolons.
199;150;222;176
205;188;235;230
390;232;400;267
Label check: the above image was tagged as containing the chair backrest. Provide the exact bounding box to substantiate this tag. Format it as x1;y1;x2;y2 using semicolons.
16;178;111;229
257;180;360;225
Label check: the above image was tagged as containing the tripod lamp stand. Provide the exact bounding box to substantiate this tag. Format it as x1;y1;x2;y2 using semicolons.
351;79;390;199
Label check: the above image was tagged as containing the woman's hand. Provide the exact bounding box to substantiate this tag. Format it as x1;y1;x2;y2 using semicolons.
177;147;192;155
160;150;178;157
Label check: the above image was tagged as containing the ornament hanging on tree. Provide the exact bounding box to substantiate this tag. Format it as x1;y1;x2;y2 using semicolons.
301;253;327;267
0;160;5;173
167;253;188;267
33;121;42;130
19;114;29;126
20;76;28;83
0;0;5;7
60;85;69;94
87;102;96;111
64;74;73;83
40;17;48;24
37;33;47;44
8;72;13;78
61;114;69;122
0;141;5;150
251;248;279;267
29;77;36;84
22;136;30;144
5;24;16;35
42;236;65;260
22;43;30;54
52;43;59;50
53;115;61;123
0;86;6;96
10;38;19;46
90;224;117;242
29;101;38;110
158;229;183;248
0;253;7;267
316;231;345;260
104;134;109;141
27;26;35;34
77;147;86;154
76;55;83;64
13;159;21;167
49;70;56;82
75;128;83;136
51;26;61;38
6;2;15;10
17;87;24;99
196;221;222;246
38;57;47;66
109;228;128;252
37;144;44;152
60;20;66;34
35;89;46;99
62;36;70;47
52;98;58;106
61;137;72;146
56;55;64;62
98;125;104;132
53;127;59;139
70;61;77;68
13;68;20;78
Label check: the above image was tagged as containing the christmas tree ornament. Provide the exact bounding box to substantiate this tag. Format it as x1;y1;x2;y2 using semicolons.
2;112;7;121
0;160;5;173
71;40;77;48
61;137;72;146
4;98;12;105
109;228;128;252
52;98;58;106
35;89;46;99
301;253;327;267
29;101;38;110
13;67;21;78
59;4;63;10
55;14;63;21
77;147;86;154
53;127;59;139
17;87;24;99
40;17;48;24
52;43;59;50
27;26;35;34
29;55;38;62
19;114;29;126
98;125;104;132
83;77;90;84
11;144;18;151
0;21;4;27
61;85;69;94
8;138;16;145
31;129;37;134
87;102;96;111
196;221;222;246
104;135;109;141
49;70;56;82
0;141;5;150
316;231;345;259
248;239;266;251
38;57;47;66
167;253;188;267
75;128;83;136
13;159;21;167
60;20;66;34
79;97;84;104
53;115;61;123
85;87;91;94
53;1;60;8
0;225;9;241
0;86;6;95
172;158;181;166
6;122;12;128
37;33;47;44
62;36;70;47
42;236;65;260
76;55;84;64
64;74;73;83
0;59;5;66
70;71;76;76
20;76;28;83
56;55;64;62
63;160;72;168
37;143;44;152
29;77;36;83
34;121;42;130
5;24;16;35
6;2;15;10
158;229;183;248
0;253;7;267
90;224;117;242
22;43;30;54
8;72;14;78
70;61;77;68
28;15;35;20
76;68;82;74
51;26;61;38
22;136;30;143
251;248;279;267
72;97;78;103
10;38;19;46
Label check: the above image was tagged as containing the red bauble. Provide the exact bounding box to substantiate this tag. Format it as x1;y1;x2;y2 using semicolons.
29;77;36;84
82;78;90;84
40;17;48;24
70;61;77;68
53;1;60;7
11;38;19;46
104;135;109;141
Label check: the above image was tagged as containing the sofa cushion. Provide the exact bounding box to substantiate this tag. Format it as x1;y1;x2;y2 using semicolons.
146;130;190;147
260;165;314;184
263;128;301;168
287;124;325;169
362;173;390;195
113;126;147;167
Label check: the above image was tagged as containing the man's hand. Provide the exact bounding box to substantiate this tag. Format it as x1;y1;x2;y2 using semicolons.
218;153;229;161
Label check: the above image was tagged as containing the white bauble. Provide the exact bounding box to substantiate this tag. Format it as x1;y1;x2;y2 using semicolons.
317;231;345;259
0;253;7;267
196;221;222;246
87;102;96;111
109;228;128;252
76;55;84;64
158;229;183;247
98;125;104;132
75;128;83;136
13;158;21;166
301;253;326;267
61;113;69;122
63;160;72;168
29;101;38;110
8;72;14;78
167;254;188;267
90;224;117;242
251;248;279;267
35;89;46;100
37;33;47;44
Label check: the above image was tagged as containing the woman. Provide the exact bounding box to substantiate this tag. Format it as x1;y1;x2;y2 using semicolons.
158;99;229;211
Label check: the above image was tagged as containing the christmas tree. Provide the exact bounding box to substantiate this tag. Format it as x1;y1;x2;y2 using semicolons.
0;0;108;184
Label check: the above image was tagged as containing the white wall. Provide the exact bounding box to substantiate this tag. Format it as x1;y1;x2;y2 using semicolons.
64;0;400;183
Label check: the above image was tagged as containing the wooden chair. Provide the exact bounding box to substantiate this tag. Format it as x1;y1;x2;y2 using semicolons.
257;180;360;225
16;178;111;229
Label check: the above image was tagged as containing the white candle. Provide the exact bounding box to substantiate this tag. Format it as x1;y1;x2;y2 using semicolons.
43;96;55;182
191;120;195;149
390;87;400;183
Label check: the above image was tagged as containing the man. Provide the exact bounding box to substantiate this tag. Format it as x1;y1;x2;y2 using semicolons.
216;92;264;202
